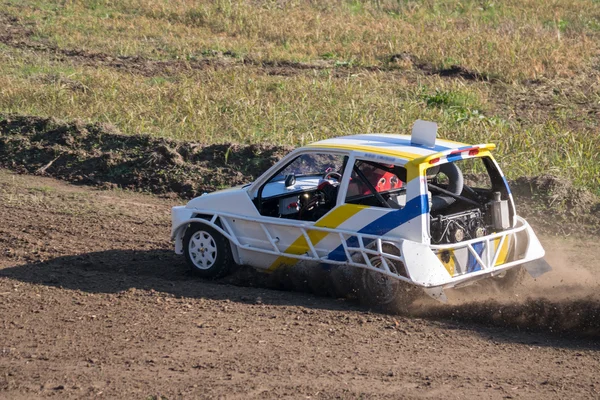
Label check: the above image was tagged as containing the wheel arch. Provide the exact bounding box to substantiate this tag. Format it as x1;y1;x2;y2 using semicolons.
172;214;241;265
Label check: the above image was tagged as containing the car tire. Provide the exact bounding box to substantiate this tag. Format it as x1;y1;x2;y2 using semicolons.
488;266;526;291
183;223;232;279
357;244;420;309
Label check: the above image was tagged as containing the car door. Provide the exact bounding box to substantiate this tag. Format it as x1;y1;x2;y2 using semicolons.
229;150;351;270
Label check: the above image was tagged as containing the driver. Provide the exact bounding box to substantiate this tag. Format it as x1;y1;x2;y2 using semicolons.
354;163;403;195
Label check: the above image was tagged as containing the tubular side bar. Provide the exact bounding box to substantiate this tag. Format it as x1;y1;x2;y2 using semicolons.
172;209;541;288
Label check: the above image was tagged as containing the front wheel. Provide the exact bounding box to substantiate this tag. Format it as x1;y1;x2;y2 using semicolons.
183;224;232;278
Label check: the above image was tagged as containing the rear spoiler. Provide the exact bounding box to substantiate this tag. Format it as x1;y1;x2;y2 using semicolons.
408;143;496;167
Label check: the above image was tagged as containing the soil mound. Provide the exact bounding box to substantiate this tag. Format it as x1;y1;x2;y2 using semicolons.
1;113;599;233
0;114;291;197
511;175;600;235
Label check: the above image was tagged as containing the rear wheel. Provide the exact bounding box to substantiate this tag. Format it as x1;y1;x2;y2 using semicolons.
357;244;420;308
488;266;526;291
183;224;232;278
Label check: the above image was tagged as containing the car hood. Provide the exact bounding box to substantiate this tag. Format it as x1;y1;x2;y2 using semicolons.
185;184;258;216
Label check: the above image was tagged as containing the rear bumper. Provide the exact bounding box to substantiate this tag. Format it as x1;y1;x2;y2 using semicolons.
402;216;546;290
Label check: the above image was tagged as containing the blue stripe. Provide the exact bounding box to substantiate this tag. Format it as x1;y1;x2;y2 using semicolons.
327;194;428;261
467;242;485;272
502;176;512;195
446;153;465;163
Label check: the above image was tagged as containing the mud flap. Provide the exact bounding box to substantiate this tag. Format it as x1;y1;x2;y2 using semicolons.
400;241;451;286
423;287;448;303
523;258;552;278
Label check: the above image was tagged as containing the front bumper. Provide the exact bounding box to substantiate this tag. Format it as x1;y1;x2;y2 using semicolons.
171;206;195;254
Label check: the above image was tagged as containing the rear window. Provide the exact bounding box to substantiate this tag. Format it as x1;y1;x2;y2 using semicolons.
427;157;492;190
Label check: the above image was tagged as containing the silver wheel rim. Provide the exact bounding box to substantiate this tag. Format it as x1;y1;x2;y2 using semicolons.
188;230;218;270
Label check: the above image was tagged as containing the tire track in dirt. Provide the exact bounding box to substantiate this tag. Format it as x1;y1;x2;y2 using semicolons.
411;297;600;337
403;237;600;337
231;261;600;338
245;258;600;338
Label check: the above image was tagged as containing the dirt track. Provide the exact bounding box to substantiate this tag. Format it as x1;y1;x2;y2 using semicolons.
1;170;600;399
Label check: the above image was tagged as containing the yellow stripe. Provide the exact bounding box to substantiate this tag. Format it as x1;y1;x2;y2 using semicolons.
493;236;511;266
437;249;456;276
267;204;368;271
306;143;422;161
405;164;421;183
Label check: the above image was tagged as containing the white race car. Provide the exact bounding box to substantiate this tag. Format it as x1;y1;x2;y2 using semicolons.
171;120;550;304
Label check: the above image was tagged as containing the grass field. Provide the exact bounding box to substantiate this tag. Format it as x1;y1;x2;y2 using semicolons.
0;0;599;193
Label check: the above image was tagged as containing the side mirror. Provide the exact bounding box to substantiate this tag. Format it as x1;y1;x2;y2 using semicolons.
284;174;296;188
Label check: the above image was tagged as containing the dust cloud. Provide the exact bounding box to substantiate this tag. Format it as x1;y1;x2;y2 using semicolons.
408;237;600;337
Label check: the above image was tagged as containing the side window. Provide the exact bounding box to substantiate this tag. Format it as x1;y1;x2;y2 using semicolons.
345;160;407;208
256;152;347;221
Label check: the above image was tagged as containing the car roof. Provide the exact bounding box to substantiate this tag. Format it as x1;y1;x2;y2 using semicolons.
306;134;474;162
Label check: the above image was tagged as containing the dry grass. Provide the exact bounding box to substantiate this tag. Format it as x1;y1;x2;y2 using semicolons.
0;45;495;144
0;0;599;193
5;0;600;81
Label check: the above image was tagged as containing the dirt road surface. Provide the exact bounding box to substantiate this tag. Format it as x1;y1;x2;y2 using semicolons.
1;170;599;399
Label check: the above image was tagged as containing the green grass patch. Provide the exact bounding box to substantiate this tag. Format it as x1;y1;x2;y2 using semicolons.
0;0;599;195
3;0;600;81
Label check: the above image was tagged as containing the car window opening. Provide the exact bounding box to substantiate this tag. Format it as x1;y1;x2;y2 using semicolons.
254;153;347;221
427;156;513;244
345;160;407;209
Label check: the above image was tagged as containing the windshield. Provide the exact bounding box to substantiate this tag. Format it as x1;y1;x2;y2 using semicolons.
268;153;345;183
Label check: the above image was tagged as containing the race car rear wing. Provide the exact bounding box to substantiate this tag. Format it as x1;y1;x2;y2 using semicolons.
408;143;497;167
